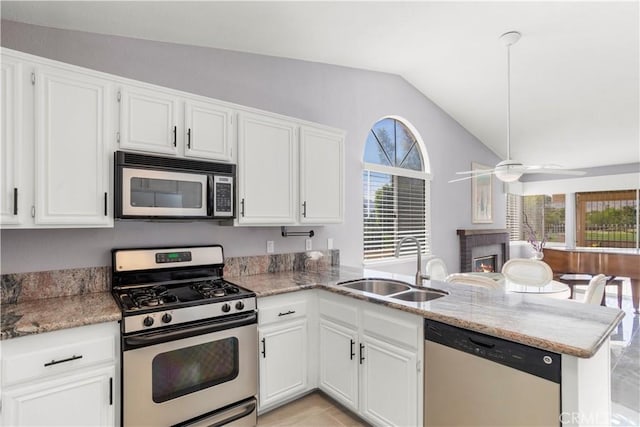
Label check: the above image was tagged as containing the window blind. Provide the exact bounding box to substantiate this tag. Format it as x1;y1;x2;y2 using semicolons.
506;193;522;241
363;170;430;261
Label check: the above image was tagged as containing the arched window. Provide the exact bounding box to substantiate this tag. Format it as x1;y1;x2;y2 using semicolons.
363;117;431;261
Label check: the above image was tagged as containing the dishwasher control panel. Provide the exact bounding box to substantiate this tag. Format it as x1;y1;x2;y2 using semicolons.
424;319;561;383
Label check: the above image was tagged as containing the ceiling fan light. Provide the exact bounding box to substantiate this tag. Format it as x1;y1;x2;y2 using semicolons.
494;164;523;182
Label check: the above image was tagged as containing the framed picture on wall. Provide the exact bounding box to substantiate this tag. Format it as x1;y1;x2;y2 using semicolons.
471;162;493;223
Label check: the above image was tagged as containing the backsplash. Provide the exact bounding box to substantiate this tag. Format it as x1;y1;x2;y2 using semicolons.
1;250;339;305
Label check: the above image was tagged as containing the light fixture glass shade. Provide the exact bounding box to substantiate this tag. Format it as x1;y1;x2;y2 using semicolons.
494;160;524;182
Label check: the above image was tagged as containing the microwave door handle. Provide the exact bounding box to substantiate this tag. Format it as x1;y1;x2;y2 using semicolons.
208;175;214;216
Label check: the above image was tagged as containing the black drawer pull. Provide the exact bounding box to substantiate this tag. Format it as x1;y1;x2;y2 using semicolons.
278;310;296;317
359;343;365;364
173;125;177;147
350;339;355;360
44;354;83;367
261;338;266;358
13;188;18;215
187;128;192;149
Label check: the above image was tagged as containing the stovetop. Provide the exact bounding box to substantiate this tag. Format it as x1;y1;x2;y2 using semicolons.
111;245;257;334
115;278;247;312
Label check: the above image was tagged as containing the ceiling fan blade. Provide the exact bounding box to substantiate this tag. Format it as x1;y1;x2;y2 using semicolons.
448;170;495;183
522;165;586;176
455;168;493;175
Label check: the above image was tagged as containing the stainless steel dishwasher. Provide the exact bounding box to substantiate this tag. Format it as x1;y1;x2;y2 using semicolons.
424;319;561;427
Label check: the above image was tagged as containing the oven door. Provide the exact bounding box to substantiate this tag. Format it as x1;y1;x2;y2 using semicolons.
122;314;257;427
120;166;210;218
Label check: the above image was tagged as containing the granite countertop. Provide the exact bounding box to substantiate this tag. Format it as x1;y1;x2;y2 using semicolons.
1;292;121;340
229;266;625;358
1;266;624;358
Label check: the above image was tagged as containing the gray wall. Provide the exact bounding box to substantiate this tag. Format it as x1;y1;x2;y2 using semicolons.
0;20;505;275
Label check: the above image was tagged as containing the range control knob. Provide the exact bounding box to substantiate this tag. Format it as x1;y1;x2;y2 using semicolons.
235;301;245;310
161;313;172;323
143;316;154;327
222;303;231;313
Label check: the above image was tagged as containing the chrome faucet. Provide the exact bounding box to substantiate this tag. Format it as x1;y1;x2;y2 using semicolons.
395;236;429;286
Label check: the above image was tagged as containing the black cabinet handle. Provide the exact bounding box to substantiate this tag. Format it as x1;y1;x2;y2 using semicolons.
104;192;108;216
359;343;365;364
240;198;245;217
173;126;177;147
44;354;83;367
302;201;307;218
13;188;18;215
109;377;113;405
278;310;296;317
261;337;266;358
350;339;355;360
187;128;191;149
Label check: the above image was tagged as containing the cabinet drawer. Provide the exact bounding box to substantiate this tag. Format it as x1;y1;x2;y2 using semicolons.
2;323;117;386
258;294;308;326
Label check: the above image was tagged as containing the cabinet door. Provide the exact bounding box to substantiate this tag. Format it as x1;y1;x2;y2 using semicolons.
1;56;23;225
258;319;308;410
359;334;418;427
237;112;297;224
34;66;112;226
184;98;233;161
299;126;344;223
2;365;115;427
318;319;358;412
119;84;179;155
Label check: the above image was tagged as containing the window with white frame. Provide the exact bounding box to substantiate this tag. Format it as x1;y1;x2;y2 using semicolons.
363;117;431;262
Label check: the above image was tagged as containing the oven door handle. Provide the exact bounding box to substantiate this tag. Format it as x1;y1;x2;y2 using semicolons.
124;312;257;350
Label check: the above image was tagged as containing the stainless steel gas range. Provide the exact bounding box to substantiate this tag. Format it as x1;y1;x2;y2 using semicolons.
111;245;257;427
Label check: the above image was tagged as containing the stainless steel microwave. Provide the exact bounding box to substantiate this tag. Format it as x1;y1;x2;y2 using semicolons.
115;151;235;220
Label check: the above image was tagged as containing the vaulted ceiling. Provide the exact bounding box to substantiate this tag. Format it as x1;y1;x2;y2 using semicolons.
2;1;638;170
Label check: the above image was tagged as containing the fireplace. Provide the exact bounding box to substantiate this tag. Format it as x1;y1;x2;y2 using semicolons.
457;229;510;273
474;255;497;273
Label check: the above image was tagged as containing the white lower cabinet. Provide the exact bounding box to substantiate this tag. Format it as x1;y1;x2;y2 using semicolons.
2;365;115;427
318;291;423;427
0;322;119;427
257;291;316;412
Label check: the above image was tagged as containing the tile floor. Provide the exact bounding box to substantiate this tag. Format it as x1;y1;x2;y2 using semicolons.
257;392;366;426
258;293;640;427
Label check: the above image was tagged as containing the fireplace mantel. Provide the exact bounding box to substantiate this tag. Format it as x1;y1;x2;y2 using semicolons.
457;229;510;273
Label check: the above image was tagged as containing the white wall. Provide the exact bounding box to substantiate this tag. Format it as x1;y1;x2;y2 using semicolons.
0;19;505;275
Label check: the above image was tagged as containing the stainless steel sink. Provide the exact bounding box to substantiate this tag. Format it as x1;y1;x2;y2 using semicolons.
391;288;449;302
339;278;411;295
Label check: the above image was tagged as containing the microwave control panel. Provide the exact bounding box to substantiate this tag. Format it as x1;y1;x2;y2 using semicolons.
213;176;233;217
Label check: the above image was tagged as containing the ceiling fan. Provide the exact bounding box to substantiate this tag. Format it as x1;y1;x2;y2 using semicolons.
450;31;586;183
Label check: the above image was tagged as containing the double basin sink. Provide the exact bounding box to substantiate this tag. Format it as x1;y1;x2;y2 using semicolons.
337;278;448;302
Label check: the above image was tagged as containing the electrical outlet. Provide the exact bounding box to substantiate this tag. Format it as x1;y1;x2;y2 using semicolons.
266;241;275;254
305;238;312;251
327;238;334;250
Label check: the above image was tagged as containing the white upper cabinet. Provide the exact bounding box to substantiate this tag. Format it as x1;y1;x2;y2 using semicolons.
299;125;344;224
118;84;234;162
119;84;180;156
1;56;23;225
237;112;297;225
184;97;233;162
34;65;112;226
236;113;345;226
1;49;113;229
